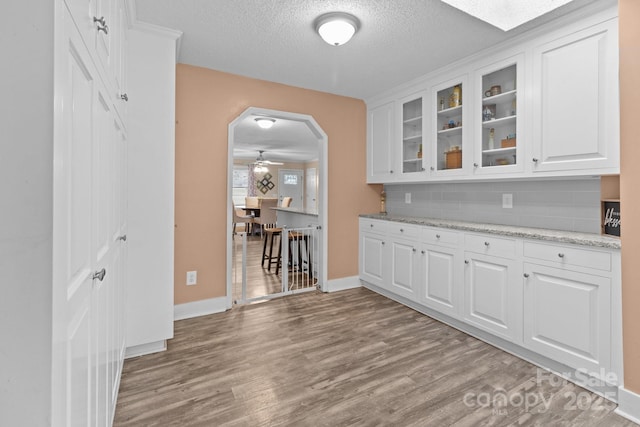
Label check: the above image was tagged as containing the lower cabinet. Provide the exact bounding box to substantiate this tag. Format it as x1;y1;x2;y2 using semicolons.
388;237;420;300
358;218;620;388
523;262;611;373
419;244;462;319
463;252;521;342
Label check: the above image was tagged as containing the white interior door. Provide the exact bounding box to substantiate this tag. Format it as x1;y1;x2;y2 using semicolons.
278;169;304;208
305;167;317;212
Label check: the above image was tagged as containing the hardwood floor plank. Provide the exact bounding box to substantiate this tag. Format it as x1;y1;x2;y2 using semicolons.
114;288;636;427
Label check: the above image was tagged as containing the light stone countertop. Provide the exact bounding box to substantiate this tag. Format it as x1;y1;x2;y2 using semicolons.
272;207;319;217
361;213;621;249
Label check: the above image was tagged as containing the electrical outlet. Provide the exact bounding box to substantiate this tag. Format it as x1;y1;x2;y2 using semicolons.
502;193;513;209
405;193;412;204
186;271;197;285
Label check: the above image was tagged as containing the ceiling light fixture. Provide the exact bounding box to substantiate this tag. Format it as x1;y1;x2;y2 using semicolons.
314;12;360;46
255;118;276;129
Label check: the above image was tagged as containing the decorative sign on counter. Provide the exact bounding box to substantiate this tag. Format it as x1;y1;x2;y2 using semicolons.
602;199;620;237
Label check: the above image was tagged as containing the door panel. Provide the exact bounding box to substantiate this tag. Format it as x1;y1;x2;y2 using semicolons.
278;169;304;208
360;233;386;288
420;245;460;318
390;239;418;300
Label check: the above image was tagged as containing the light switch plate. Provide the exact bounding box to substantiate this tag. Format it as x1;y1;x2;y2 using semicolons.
502;193;513;209
405;193;412;204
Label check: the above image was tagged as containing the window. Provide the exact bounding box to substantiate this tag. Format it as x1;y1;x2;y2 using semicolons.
232;166;249;206
283;174;298;185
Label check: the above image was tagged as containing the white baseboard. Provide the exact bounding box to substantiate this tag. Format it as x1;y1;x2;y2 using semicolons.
174;296;228;321
616;386;640;424
325;275;362;292
125;340;167;359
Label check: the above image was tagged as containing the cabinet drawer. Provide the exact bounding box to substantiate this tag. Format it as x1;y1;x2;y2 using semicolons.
465;234;516;258
388;223;421;239
422;227;459;246
523;241;611;272
360;219;388;234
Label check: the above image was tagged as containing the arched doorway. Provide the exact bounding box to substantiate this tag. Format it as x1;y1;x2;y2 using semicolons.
226;107;328;306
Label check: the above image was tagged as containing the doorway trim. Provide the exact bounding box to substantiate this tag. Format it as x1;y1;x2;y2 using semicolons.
226;107;328;308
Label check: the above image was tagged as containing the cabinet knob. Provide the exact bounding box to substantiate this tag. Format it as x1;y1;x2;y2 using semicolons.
430;167;435;171
118;234;127;242
370;224;373;227
484;241;490;246
400;228;404;232
412;248;416;252
93;16;109;34
421;167;426;171
558;253;565;258
524;273;530;278
390;170;394;174
532;158;539;163
421;250;425;255
464;260;469;264
473;163;479;168
92;268;107;282
120;93;129;102
381;241;385;245
436;234;441;239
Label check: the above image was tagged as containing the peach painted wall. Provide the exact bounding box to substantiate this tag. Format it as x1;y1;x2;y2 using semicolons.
620;0;640;394
175;64;381;304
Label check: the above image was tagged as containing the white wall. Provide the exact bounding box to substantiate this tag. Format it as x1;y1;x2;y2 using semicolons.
126;26;180;350
0;1;53;425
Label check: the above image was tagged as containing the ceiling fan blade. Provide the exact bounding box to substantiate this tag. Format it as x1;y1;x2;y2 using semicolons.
264;160;284;165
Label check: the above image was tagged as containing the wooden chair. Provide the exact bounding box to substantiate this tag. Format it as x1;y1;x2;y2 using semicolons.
245;196;259;209
232;203;253;236
281;196;292;207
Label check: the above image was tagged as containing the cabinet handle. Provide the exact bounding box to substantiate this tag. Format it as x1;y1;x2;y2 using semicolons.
92;268;107;282
120;93;129;102
524;273;530;278
436;234;441;239
118;234;127;242
464;260;469;264
473;163;479;168
93;16;109;34
558;253;565;258
532;158;539;163
484;241;490;246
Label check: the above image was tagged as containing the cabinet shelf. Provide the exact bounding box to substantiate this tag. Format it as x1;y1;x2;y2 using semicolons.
483;147;516;155
403;135;422;143
482;89;516;105
437;105;462;117
437;126;462;136
404;158;423;163
403;116;422;125
482;115;516;128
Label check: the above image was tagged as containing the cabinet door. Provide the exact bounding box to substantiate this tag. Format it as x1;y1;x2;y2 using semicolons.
464;252;521;342
473;54;525;176
431;75;468;177
360;232;387;288
398;93;428;179
523;263;611;373
389;238;420;300
532;20;619;173
419;244;461;318
367;101;395;182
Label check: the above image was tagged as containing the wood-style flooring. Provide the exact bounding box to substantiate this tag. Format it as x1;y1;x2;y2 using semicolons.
232;231;315;302
114;288;636;426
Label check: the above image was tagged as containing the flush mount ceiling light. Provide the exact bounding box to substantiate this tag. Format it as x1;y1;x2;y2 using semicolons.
314;12;360;46
255;118;276;129
441;0;575;31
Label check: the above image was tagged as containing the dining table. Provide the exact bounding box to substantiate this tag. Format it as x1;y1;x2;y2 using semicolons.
238;206;261;218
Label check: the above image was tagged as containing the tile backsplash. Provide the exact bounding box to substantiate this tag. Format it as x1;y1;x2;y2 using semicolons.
383;178;601;233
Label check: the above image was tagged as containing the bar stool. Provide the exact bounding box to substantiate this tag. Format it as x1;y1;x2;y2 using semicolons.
287;231;312;279
261;227;282;272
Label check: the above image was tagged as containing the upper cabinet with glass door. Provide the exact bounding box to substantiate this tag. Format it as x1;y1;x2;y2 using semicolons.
432;75;468;176
475;55;524;175
400;94;428;178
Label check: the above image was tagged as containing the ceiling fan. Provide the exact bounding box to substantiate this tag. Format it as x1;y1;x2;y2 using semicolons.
251;150;283;166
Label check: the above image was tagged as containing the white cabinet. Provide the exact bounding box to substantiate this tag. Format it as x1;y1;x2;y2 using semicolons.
431;75;468;177
419;243;462;318
388;235;420;300
398;92;428;179
367;101;395;182
359;222;388;289
531;19;619;174
522;240;614;373
473;55;524;175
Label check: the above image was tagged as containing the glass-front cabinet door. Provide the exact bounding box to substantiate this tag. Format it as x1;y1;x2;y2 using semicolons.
399;93;427;178
474;55;524;175
432;75;468;176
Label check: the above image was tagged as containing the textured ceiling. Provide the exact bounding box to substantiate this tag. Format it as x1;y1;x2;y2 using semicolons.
134;0;604;100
